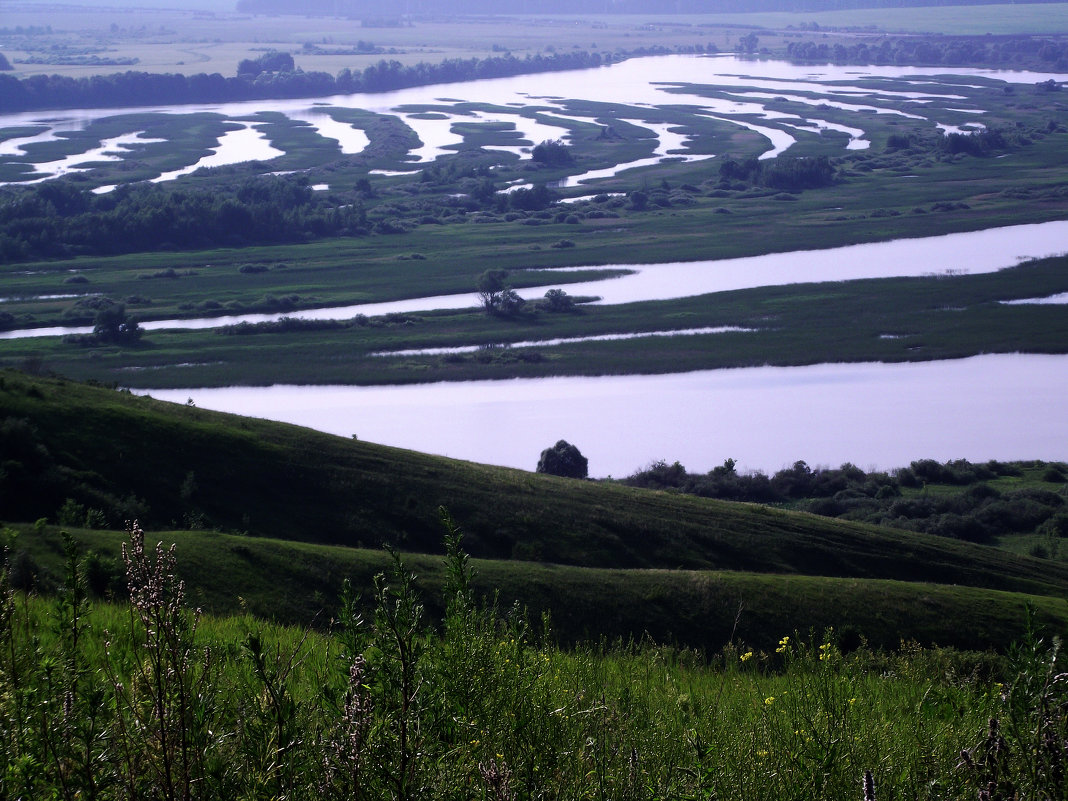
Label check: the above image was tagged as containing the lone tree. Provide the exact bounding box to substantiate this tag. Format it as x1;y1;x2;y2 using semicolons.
536;440;588;479
93;303;142;345
477;269;526;316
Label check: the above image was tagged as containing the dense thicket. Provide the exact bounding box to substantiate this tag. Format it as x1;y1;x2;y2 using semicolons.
622;458;1068;544
0;50;615;113
0;176;365;261
718;155;836;191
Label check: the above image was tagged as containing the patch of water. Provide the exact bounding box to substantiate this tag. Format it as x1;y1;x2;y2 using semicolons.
150;122;283;183
5;131;166;184
1000;292;1068;305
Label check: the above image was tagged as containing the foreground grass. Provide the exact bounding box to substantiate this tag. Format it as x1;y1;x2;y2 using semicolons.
3;522;1066;800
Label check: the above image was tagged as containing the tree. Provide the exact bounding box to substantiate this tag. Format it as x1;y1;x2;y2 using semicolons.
542;288;574;312
536;440;588;479
476;269;509;312
477;270;526;316
93;304;142;345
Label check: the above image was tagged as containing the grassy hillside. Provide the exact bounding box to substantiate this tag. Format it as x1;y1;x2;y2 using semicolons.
4;368;1068;597
10;523;1066;653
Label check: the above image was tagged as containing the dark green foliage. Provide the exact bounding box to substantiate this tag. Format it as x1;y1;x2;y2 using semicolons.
624;457;1068;544
536;440;588;479
507;184;557;212
943;129;1009;157
0;175;362;260
787;33;1068;71
477;269;526;316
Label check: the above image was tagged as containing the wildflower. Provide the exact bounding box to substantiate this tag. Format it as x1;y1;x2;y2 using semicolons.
764;696;775;706
776;636;790;654
741;651;753;662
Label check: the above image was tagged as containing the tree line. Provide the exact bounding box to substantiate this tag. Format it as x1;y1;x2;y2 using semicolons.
0;50;614;114
0;177;365;262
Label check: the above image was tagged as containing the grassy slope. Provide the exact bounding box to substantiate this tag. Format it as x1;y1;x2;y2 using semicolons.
15;524;1067;653
4;369;1068;600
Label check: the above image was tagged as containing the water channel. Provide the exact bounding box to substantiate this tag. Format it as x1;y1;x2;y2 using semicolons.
4;219;1066;340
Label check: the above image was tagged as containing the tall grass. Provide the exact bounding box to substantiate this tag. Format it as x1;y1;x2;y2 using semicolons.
2;516;1065;799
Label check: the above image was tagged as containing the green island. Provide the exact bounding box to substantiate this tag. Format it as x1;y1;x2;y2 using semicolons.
2;3;1068;798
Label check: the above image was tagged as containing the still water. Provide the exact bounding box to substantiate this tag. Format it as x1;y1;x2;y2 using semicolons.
140;354;1068;478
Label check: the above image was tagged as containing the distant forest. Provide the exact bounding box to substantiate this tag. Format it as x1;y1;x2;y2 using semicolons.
237;0;1068;17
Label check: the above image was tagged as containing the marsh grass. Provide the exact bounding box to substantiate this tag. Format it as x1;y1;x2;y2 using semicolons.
4;517;1068;799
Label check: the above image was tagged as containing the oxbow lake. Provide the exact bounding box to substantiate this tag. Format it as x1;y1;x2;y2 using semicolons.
142;354;1068;478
